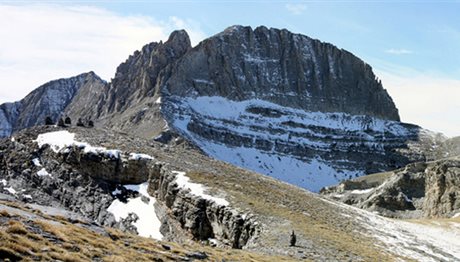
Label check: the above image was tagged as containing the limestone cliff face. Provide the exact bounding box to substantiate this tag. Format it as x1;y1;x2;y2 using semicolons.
0;72;105;137
423;158;460;217
63;30;192;137
321;157;460;218
148;166;259;248
106;29;191;115
160;25;399;121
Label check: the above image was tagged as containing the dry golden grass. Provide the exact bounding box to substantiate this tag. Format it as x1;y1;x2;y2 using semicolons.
0;201;295;261
6;220;28;235
186;169;394;261
0;209;10;217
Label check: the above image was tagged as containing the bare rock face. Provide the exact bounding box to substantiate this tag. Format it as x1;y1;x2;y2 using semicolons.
59;145;154;185
0;102;21;137
63;30;193;136
106;29;191;114
150;166;258;248
423;158;460;217
321;157;460;218
0;72;105;137
160;25;399;121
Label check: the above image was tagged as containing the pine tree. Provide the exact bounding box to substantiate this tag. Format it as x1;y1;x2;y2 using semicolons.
44;116;53;125
57;118;65;127
76;118;85;127
64;116;71;125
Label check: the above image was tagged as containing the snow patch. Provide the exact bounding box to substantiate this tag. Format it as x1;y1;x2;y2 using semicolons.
1;179;7;186
193;79;215;85
5;187;16;195
107;183;163;240
35;131;78;153
10;137;15;142
351;188;374;194
208;238;218;246
37;168;52;177
453;213;460;218
129;153;154;161
32;158;42;167
23;194;32;199
155;97;162;104
35;131;120;159
172;171;229;206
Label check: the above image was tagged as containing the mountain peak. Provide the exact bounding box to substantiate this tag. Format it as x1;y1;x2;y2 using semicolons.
167;29;190;44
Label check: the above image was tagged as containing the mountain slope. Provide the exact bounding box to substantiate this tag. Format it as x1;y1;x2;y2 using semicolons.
156;26;442;191
64;30;192;138
0;72;105;137
0;26;446;192
0;196;289;261
1;126;459;261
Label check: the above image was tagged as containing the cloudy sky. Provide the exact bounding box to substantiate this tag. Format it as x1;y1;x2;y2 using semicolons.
0;1;459;137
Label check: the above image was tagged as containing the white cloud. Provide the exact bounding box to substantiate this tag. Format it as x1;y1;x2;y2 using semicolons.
385;48;413;55
376;69;460;138
285;3;307;15
0;4;206;104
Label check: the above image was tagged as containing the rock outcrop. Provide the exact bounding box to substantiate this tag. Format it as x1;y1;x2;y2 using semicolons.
0;126;259;248
321;156;460;218
149;166;258;248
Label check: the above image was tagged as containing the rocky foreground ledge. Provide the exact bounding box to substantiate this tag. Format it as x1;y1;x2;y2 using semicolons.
0;126;260;250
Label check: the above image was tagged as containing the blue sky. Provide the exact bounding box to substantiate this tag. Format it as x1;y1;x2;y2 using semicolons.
88;1;460;77
0;1;459;136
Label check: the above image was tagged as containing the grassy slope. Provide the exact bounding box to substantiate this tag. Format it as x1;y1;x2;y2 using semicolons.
11;126;455;261
0;200;294;262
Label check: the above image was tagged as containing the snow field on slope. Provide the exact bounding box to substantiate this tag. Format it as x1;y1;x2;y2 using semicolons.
171;96;380;192
128;153;154;160
107;183;163;240
172;171;229;206
180;139;359;192
185;96;410;136
325;198;460;261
